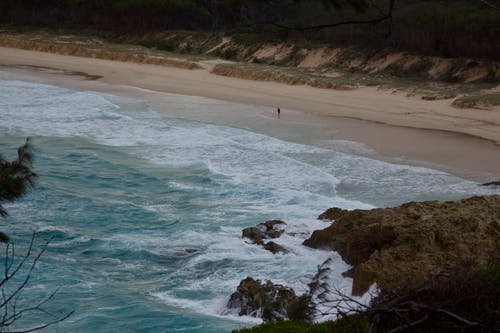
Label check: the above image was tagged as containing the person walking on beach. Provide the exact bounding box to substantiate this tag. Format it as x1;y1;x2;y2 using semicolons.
277;107;281;119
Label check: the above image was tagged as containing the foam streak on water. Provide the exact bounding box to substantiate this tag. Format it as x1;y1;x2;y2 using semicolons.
0;74;498;332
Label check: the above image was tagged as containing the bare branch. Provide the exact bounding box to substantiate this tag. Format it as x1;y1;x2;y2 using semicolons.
9;310;74;333
0;233;36;289
387;315;429;333
478;0;500;11
0;234;72;332
0;235;49;309
270;0;395;32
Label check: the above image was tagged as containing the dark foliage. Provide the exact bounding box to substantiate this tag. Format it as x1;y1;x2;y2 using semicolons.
232;314;369;333
368;263;500;333
0;138;37;222
1;1;499;59
234;263;500;332
0;139;72;331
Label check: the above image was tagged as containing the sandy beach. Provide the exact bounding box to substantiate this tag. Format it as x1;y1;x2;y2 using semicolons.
1;46;499;181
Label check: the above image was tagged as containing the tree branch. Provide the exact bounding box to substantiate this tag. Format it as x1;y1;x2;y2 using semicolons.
0;234;73;331
270;0;395;32
387;315;429;333
478;0;500;11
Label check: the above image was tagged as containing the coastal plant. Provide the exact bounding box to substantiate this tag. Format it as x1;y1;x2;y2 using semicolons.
452;93;500;109
367;264;500;332
0;233;74;332
232;316;369;333
0;138;37;224
236;259;500;333
323;264;500;333
0;139;73;332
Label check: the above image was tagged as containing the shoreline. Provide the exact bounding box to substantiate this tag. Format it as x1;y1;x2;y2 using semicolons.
1;46;500;181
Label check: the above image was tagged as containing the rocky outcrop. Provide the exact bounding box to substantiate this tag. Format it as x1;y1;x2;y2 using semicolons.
226;277;299;321
317;207;348;221
242;220;288;254
482;180;500;186
242;220;286;241
304;195;500;296
261;241;286;254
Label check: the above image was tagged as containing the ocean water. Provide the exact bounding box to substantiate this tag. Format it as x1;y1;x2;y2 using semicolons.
1;73;498;332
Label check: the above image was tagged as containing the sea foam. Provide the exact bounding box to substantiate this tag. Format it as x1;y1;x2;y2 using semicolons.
1;74;498;332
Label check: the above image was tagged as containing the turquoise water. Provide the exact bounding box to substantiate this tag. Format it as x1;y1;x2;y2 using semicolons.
1;73;498;332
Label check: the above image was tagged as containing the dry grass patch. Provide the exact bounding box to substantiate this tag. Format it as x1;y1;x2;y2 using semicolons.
211;63;356;90
0;35;202;70
452;94;500;110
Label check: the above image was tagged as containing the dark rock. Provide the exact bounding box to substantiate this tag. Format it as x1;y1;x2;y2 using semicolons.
242;220;287;254
482;180;500;186
304;195;500;296
266;229;284;239
226;277;299;321
341;267;355;278
318;207;348;221
242;226;266;242
263;241;289;254
242;220;286;242
262;219;286;230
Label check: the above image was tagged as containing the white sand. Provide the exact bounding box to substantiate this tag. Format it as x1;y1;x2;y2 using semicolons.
1;46;499;181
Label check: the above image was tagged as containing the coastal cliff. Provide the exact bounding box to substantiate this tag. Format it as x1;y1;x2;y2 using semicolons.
304;195;500;295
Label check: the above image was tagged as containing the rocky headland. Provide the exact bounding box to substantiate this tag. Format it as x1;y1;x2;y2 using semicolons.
304;195;500;295
229;195;500;321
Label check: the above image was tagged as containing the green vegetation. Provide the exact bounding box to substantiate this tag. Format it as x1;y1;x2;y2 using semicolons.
234;264;500;333
453;93;500;109
477;264;500;287
0;139;73;331
0;138;36;222
211;63;357;90
232;314;369;333
384;1;500;58
232;33;266;46
1;1;499;59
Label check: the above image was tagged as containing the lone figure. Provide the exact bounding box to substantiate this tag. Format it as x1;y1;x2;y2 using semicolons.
277;107;281;119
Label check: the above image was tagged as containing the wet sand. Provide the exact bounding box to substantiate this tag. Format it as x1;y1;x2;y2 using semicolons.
1;46;499;182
